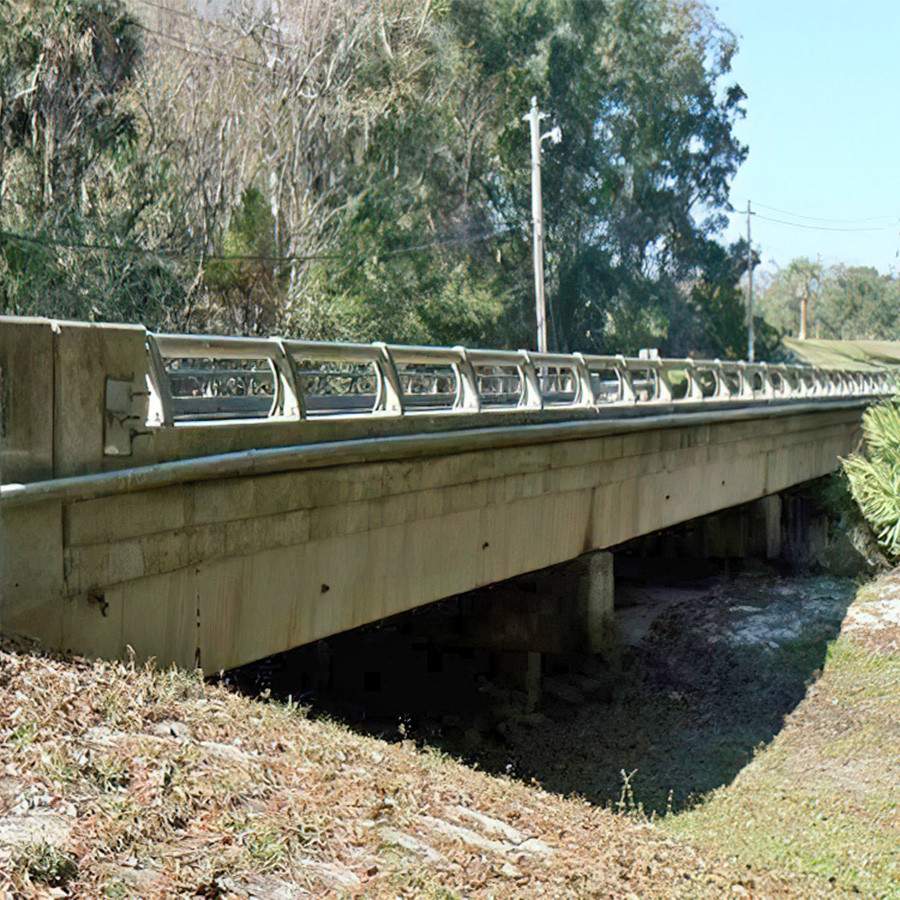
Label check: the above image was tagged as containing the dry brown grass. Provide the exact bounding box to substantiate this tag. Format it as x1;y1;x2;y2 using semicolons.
0;637;808;898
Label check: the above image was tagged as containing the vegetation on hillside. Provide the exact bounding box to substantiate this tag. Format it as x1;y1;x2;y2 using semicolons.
0;637;789;897
668;573;899;895
0;0;759;356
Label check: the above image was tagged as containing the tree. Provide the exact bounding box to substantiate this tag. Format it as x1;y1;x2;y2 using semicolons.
0;0;190;322
758;259;900;344
1;0;750;355
817;266;900;341
756;257;821;339
314;0;749;352
0;0;140;217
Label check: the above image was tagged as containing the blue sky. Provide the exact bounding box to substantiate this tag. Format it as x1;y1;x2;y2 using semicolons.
711;1;900;273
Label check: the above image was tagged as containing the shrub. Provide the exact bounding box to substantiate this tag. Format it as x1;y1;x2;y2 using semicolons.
843;396;900;561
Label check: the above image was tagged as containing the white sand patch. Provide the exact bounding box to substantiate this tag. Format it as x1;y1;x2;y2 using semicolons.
843;597;900;632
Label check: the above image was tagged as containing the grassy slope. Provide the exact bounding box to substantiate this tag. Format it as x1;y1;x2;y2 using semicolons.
666;574;900;897
0;574;895;897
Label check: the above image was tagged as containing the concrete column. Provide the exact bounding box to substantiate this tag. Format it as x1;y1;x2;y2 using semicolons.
574;551;615;653
494;650;542;712
760;494;782;559
458;551;616;656
782;494;828;570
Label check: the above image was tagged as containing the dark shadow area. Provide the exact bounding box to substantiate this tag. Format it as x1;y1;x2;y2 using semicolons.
226;489;861;815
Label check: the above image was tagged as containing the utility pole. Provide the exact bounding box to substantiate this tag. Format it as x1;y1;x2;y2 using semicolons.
746;200;755;362
812;254;821;338
799;283;808;340
524;97;560;354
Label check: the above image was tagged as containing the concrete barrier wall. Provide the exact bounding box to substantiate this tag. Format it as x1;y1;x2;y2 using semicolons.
0;317;871;671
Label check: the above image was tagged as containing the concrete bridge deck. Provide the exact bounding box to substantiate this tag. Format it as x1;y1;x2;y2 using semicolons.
0;316;892;671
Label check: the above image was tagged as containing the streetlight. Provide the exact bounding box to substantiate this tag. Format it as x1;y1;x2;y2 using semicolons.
523;97;561;354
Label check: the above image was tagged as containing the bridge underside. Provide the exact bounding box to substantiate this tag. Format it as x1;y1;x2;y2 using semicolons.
2;406;861;672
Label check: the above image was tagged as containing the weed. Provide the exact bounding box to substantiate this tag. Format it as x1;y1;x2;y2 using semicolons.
19;842;78;888
243;825;286;869
9;721;38;750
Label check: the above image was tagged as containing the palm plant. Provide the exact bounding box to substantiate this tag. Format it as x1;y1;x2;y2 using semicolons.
843;396;900;560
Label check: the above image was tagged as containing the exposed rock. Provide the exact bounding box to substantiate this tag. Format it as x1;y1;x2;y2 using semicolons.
452;805;526;843
419;815;511;855
0;811;71;850
0;777;27;814
517;837;554;857
150;720;190;740
217;873;310;899
419;811;554;859
105;863;165;893
499;861;522;878
297;857;361;890
378;826;446;864
197;740;257;764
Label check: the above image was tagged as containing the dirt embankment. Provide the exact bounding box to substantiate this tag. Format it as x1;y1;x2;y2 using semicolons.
0;568;896;896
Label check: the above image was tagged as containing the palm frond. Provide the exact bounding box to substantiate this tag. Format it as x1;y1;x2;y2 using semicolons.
843;398;900;560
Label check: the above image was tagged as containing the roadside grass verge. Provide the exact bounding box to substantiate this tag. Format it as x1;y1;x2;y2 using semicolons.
665;577;900;897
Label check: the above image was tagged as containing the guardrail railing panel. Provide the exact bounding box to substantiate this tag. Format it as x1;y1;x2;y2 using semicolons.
143;331;896;427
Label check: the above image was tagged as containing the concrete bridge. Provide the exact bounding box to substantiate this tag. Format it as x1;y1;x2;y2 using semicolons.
0;316;891;672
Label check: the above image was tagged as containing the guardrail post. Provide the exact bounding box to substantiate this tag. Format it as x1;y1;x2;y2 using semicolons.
710;361;724;400
572;353;596;406
615;356;636;403
684;360;703;401
772;364;787;399
273;339;306;419
145;334;175;427
734;363;749;401
372;342;405;414
452;346;481;412
759;363;775;399
656;362;675;403
518;351;544;409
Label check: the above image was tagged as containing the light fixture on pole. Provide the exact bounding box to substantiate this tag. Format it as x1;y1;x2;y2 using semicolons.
524;96;561;354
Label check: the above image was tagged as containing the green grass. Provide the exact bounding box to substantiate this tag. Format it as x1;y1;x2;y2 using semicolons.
665;631;900;896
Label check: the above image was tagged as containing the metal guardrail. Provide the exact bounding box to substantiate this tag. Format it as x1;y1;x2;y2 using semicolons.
145;333;896;426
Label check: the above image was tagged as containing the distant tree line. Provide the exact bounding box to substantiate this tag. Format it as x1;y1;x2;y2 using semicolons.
3;0;766;357
757;258;900;348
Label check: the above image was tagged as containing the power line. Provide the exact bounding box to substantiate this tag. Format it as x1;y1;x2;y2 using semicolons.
133;0;244;37
133;0;303;51
0;227;514;264
750;201;896;225
133;21;268;71
0;229;337;261
751;212;893;234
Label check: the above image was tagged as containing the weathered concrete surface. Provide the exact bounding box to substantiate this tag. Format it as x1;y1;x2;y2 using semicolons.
0;317;875;672
6;407;862;672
